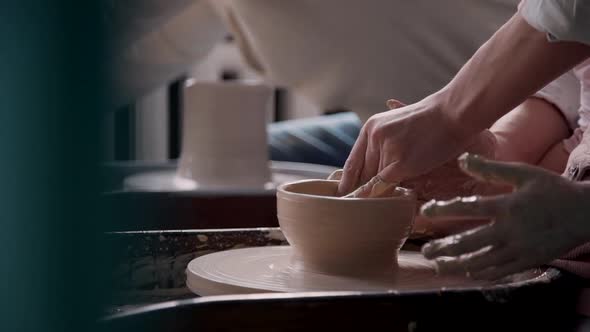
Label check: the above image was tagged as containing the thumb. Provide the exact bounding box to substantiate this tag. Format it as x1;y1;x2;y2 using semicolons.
465;130;497;159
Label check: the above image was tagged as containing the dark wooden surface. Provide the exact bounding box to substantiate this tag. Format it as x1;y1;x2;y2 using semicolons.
106;228;288;307
102;274;581;332
104;191;278;231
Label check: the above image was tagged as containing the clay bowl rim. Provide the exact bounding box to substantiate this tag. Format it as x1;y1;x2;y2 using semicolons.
277;179;416;202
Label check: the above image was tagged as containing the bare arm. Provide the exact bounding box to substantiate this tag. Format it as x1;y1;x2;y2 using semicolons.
441;13;590;140
340;11;590;192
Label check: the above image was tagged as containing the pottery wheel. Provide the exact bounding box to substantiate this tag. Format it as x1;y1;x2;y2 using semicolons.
186;246;520;296
124;161;337;194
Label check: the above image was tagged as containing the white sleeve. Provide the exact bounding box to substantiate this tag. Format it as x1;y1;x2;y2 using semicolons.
533;70;581;130
519;0;590;45
109;1;226;106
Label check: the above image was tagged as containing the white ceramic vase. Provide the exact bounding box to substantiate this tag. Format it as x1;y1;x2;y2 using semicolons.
177;80;273;190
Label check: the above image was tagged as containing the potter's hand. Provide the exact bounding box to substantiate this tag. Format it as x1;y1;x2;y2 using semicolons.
338;96;474;195
421;153;590;280
406;130;504;238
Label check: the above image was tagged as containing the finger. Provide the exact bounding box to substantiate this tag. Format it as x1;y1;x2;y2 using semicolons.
344;175;398;198
422;224;498;259
470;258;528;281
339;130;369;195
327;169;343;181
386;99;405;109
458;153;550;188
376;159;407;184
420;195;505;220
360;143;380;185
434;247;515;278
364;99;403;182
343;175;379;198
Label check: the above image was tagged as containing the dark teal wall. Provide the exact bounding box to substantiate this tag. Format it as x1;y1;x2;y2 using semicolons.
0;2;114;331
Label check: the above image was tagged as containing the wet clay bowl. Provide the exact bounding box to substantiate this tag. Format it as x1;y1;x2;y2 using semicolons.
277;180;416;276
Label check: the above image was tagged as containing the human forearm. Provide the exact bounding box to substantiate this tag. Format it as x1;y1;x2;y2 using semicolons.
439;13;590;139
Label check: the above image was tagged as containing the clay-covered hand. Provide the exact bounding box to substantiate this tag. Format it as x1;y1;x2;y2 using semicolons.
564;128;590;181
420;153;590;280
338;95;476;195
406;130;508;238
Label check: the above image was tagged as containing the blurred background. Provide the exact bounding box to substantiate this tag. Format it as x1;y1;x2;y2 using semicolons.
107;35;320;163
